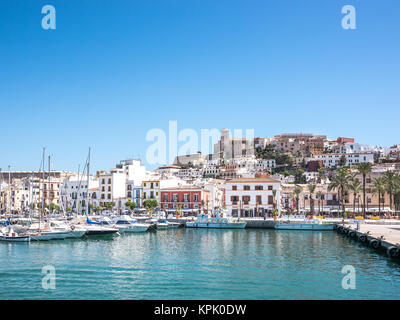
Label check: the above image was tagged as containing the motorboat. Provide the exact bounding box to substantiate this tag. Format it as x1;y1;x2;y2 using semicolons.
274;218;334;231
186;210;247;229
84;216;119;236
158;219;181;229
49;220;86;239
113;216;150;233
0;227;30;242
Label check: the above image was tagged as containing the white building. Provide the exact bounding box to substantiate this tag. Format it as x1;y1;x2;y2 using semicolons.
224;177;281;217
59;175;99;213
311;153;374;168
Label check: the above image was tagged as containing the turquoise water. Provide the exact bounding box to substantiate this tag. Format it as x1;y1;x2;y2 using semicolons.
1;229;400;300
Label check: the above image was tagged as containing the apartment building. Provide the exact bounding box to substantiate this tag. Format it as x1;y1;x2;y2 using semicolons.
142;178;186;204
311;153;375;168
160;186;210;214
59;175;100;213
224;177;281;217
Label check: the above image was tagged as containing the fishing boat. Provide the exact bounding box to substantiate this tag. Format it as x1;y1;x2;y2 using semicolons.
274;218;334;231
0;227;30;242
113;216;150;233
186;210;247;229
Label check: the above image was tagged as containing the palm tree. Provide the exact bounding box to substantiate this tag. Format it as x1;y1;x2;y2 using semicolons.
348;176;362;217
316;191;324;215
383;171;398;214
328;168;352;217
357;163;372;219
293;185;302;214
307;184;317;215
372;177;386;217
393;176;400;215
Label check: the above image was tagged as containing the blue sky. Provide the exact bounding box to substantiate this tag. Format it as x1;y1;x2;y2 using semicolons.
0;0;399;172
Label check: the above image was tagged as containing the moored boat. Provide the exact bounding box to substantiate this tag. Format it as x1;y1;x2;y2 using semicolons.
113;216;150;233
274;219;334;231
0;228;30;242
186;210;247;229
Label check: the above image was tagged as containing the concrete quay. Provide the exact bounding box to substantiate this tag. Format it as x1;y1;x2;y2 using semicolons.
335;223;400;259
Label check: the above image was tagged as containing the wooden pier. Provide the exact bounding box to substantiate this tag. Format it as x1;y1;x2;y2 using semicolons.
335;223;400;259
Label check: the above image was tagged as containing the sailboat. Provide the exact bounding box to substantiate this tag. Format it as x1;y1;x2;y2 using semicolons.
82;148;119;237
26;149;69;241
0;227;30;242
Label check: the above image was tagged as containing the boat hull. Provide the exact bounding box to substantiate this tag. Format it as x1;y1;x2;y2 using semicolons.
0;235;30;242
274;223;334;231
29;231;70;241
118;225;149;233
186;222;247;229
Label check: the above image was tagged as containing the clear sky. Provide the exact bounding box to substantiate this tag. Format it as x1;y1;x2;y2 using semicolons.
1;0;399;172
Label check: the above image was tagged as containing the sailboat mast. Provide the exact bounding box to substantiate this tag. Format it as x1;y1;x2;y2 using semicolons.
40;148;45;232
86;148;91;216
8;165;11;214
48;155;51;213
0;168;2;215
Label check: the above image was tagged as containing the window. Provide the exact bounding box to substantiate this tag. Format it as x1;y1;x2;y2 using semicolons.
268;186;273;190
163;194;168;202
244;185;250;190
108;179;111;184
173;194;178;202
231;196;239;205
232;185;237;190
184;194;189;202
242;196;250;204
255;185;263;190
268;195;273;204
127;192;131;198
194;194;199;202
256;195;262;205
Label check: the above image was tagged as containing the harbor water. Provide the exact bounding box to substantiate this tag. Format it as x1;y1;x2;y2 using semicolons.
1;228;400;300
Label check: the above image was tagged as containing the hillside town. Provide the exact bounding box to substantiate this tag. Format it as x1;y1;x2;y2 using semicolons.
1;129;400;218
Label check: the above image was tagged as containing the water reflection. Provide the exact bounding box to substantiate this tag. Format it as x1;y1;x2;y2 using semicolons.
1;229;400;299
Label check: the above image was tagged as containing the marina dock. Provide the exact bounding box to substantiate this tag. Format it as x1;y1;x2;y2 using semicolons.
335;222;400;258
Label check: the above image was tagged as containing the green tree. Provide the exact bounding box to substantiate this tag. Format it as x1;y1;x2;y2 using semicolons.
294;169;306;184
307;184;316;215
372;177;386;217
316;191;324;215
383;171;398;213
348;175;362;217
357;163;372;218
393;176;400;214
328;167;352;217
293;185;302;214
143;199;158;213
125;200;138;211
338;155;347;167
49;203;56;213
105;202;115;210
